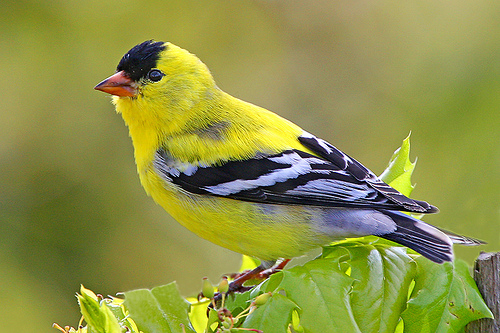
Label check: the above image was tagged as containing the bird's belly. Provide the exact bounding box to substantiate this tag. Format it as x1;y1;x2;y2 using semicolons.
142;174;337;259
142;172;395;260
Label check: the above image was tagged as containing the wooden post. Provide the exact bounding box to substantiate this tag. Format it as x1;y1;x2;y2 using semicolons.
465;252;500;332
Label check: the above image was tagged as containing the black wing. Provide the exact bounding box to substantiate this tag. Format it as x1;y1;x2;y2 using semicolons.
153;133;437;213
298;132;437;213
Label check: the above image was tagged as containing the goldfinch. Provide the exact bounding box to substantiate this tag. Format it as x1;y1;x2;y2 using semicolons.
95;40;480;267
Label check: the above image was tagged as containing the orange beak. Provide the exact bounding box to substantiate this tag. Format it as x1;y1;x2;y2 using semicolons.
94;71;138;97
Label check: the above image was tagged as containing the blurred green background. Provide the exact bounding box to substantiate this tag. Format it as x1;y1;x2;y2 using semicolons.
1;0;499;331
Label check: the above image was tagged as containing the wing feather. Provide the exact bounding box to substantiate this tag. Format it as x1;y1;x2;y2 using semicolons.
299;132;437;213
154;133;437;213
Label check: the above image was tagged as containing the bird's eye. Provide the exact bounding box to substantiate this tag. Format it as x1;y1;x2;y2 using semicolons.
147;69;164;82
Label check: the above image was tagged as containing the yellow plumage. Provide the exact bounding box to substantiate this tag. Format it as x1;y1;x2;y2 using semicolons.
115;45;306;166
95;40;479;264
110;43;322;259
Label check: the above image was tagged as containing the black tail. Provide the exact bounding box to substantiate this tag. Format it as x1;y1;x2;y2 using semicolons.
378;210;456;263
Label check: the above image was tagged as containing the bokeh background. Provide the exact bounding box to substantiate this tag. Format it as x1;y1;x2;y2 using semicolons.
1;0;499;331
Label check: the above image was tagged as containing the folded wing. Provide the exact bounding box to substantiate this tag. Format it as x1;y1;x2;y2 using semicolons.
154;132;437;213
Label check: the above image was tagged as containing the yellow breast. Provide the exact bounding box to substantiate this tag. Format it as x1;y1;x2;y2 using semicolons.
141;170;329;260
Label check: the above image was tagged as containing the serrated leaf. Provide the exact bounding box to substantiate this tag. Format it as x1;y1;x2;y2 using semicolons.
379;133;416;197
77;285;121;333
348;243;416;333
273;258;361;332
242;293;298;332
123;282;196;333
320;238;416;332
402;257;493;332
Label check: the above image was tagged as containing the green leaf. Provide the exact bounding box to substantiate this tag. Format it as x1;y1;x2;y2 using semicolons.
77;285;121;333
347;242;416;332
186;298;210;333
105;297;127;324
402;257;493;332
272;258;361;332
320;238;416;332
205;308;219;333
242;293;298;332
123;282;196;333
224;288;254;317
379;133;416;197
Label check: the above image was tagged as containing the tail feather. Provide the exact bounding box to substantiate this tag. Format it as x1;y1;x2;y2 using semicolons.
413;199;439;213
378;210;456;263
434;226;486;246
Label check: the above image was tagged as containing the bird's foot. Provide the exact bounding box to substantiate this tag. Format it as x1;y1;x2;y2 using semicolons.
210;259;291;305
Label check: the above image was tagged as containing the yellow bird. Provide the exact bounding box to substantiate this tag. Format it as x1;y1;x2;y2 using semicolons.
95;41;479;279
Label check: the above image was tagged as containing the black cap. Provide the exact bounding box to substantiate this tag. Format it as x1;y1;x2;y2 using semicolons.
117;40;166;82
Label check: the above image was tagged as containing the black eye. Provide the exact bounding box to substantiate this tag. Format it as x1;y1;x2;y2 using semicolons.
147;69;164;82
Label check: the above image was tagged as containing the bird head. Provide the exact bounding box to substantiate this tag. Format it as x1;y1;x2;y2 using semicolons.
95;41;216;121
94;41;223;169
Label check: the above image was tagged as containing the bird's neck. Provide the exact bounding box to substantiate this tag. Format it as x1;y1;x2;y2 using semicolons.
115;89;305;172
114;88;224;172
